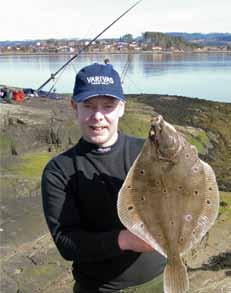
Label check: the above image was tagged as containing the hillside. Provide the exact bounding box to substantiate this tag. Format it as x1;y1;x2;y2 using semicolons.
141;31;199;50
166;32;231;46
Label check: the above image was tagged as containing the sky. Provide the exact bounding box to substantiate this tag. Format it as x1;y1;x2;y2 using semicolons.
1;0;231;41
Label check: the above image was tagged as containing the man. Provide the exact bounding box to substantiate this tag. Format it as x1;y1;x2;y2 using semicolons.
41;63;166;293
104;58;111;65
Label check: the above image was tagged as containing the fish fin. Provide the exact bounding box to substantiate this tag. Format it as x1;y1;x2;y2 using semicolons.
164;255;189;293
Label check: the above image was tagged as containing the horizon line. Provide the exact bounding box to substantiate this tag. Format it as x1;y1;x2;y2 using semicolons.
1;31;231;42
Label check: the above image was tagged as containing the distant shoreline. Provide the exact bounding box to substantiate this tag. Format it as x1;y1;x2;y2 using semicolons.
1;50;231;57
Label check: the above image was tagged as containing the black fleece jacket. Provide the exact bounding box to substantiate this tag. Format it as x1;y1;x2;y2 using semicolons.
41;132;166;291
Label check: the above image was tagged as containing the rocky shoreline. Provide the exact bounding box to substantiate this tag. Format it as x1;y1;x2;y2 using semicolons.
0;94;230;292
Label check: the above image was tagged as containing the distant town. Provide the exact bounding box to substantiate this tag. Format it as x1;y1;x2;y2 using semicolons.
0;32;231;54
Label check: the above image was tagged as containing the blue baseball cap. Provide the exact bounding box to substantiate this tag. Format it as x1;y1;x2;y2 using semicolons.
72;63;125;102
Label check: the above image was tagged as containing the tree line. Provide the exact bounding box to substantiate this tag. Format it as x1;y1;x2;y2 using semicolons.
121;32;200;50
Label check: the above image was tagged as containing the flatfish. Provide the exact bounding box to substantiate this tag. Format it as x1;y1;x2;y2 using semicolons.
117;115;219;293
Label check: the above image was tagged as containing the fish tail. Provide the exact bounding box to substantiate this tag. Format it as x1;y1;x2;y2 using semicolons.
164;254;189;293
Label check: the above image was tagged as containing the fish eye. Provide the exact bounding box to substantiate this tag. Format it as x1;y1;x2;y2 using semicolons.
206;200;211;204
140;169;145;175
127;206;134;211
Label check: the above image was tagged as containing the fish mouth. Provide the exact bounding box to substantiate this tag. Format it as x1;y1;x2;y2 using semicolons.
149;115;163;141
149;115;182;161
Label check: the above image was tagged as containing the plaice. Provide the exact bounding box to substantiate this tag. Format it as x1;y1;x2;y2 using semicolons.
117;115;220;293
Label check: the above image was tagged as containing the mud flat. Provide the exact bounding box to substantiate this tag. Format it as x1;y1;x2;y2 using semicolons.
0;94;230;292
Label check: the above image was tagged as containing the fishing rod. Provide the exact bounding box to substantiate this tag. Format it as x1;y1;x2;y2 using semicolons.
37;0;143;91
121;54;131;84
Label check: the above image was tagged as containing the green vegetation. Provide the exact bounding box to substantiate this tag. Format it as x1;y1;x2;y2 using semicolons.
6;151;54;178
186;129;210;155
219;192;231;217
120;113;149;138
188;137;205;154
142;31;199;50
119;98;153;137
0;151;56;200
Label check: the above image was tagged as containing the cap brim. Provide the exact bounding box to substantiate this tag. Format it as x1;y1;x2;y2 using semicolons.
72;90;125;102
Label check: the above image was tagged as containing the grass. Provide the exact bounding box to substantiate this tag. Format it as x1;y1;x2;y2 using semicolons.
5;151;54;178
187;130;209;155
219;191;231;217
0;150;56;200
119;113;150;138
188;136;205;154
119;99;155;137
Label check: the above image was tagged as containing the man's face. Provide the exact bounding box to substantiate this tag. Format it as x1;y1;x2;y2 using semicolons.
72;96;125;147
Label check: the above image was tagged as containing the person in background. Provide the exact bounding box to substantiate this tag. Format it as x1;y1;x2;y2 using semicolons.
41;63;166;293
104;58;113;69
0;87;6;102
104;58;110;65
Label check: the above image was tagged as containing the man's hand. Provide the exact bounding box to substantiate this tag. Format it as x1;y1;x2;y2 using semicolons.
118;229;154;252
